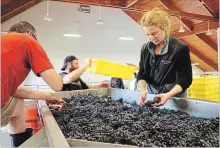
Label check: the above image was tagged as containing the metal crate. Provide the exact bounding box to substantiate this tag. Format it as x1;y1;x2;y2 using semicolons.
20;88;219;148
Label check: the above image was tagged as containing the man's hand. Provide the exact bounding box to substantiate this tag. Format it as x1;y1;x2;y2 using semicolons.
85;58;92;67
100;82;109;88
152;93;171;107
46;95;63;111
140;91;147;106
89;82;109;89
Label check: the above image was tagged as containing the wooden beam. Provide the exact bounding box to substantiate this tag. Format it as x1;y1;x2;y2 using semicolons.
159;0;217;21
159;0;193;32
159;0;173;9
2;0;32;15
52;0;123;7
181;39;218;71
53;0;216;22
168;10;217;22
123;10;142;22
125;0;139;8
197;33;218;52
200;0;219;19
190;52;215;71
190;47;218;71
172;21;219;38
1;0;41;23
1;0;13;6
181;19;194;32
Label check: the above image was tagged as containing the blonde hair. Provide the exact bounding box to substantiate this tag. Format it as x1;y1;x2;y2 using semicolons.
140;8;171;36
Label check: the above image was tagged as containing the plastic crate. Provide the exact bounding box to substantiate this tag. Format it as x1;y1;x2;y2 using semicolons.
189;83;219;90
188;89;219;94
188;76;220;102
188;92;219;102
25;100;43;134
87;59;137;79
192;76;219;84
26;119;42;134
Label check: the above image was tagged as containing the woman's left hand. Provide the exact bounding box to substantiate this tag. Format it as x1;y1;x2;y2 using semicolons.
151;93;171;107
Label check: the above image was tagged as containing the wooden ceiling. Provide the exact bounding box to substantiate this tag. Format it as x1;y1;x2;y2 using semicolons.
1;0;219;71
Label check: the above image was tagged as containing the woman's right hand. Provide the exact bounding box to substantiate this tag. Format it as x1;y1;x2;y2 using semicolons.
140;91;147;106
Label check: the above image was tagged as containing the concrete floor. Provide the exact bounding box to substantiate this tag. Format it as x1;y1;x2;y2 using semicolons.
0;127;10;148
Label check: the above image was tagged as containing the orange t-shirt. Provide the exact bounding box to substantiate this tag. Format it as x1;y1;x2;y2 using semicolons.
1;33;53;107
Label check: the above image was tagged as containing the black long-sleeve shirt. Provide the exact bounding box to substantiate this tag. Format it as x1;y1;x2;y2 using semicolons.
137;36;192;93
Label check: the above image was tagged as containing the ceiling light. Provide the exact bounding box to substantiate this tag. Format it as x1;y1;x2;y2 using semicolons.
206;31;212;35
178;26;185;33
96;5;104;25
206;21;212;36
44;13;52;21
63;34;81;37
96;18;104;25
119;37;134;40
178;16;185;33
44;0;52;21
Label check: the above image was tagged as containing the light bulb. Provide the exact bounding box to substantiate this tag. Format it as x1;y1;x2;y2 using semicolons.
96;18;104;25
206;30;212;35
178;26;185;33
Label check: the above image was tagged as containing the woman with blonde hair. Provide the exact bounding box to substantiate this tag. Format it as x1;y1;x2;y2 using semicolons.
137;8;192;106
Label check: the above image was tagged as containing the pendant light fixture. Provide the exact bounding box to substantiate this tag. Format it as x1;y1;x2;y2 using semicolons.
178;16;185;33
206;21;212;35
96;5;104;25
44;0;52;21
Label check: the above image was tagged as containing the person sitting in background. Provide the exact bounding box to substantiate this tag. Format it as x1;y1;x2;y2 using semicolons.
1;21;63;147
129;72;138;91
110;77;125;89
137;8;192;107
59;55;109;91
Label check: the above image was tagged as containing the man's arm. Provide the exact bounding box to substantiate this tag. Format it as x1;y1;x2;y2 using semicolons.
63;59;91;84
63;65;89;84
88;83;108;89
88;82;109;89
12;86;61;101
25;35;63;91
40;69;63;91
89;84;102;89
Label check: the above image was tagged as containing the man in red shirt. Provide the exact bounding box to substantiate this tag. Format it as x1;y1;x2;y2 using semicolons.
1;21;63;147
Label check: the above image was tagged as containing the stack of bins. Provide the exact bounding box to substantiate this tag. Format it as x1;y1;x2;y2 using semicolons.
187;76;219;102
87;59;138;80
25;100;42;134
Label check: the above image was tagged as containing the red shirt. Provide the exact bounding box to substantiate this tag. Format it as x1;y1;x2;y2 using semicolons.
1;33;53;107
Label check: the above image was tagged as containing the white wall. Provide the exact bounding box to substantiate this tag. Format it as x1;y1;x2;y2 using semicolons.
3;1;206;89
3;1;147;88
192;66;204;76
